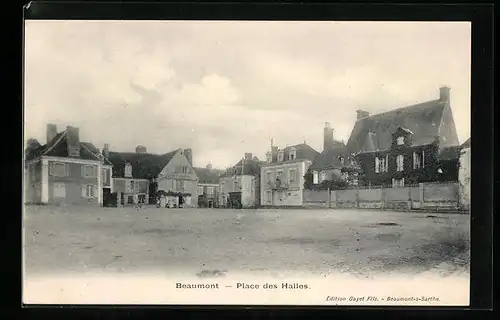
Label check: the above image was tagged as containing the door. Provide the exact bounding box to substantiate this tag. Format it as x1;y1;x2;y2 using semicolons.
103;188;112;207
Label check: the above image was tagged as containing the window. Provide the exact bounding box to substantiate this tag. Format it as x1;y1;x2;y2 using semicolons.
376;155;389;173
276;170;283;181
313;171;319;185
320;171;327;182
233;180;239;190
288;148;296;161
82;165;98;177
277;150;284;162
375;157;379;173
128;180;135;193
339;156;344;165
207;187;214;195
125;163;132;177
289;169;297;183
198;185;204;195
413;152;422;169
396;155;404;171
392;178;405;188
128;196;134;204
102;168;110;185
50;162;69;177
266;172;272;183
53;183;66;199
266;191;272;203
397;136;404;145
176;180;185;191
82;184;97;198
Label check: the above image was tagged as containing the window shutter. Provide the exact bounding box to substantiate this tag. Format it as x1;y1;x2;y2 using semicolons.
81;185;86;197
422;150;425;167
385;155;389;172
375;157;380;173
81;165;85;177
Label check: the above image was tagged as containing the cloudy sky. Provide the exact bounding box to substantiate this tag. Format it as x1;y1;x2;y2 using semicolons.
24;21;470;169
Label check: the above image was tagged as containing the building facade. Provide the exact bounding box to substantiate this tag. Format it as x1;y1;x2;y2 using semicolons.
219;153;262;208
107;147;197;207
24;124;112;206
260;143;319;206
346;86;461;188
195;163;223;208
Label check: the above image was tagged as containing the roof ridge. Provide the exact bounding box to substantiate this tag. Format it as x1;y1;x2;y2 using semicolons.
361;98;442;120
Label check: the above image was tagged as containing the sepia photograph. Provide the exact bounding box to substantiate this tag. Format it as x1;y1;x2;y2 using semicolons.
23;20;471;305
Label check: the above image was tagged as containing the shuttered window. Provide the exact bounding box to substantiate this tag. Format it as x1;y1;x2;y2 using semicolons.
82;165;97;177
82;185;97;198
375;157;380;173
50;162;69;177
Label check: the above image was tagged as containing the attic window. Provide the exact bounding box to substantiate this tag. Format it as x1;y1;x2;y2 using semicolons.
397;137;404;145
339;156;344;165
288;147;296;160
125;163;132;177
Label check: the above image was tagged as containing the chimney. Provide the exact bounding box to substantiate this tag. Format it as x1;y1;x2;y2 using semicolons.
245;153;253;161
103;143;109;158
206;162;213;170
66;126;80;158
46;124;57;144
356;110;370;120
323;121;334;152
184;148;193;166
271;146;278;162
439;86;450;103
135;145;147;154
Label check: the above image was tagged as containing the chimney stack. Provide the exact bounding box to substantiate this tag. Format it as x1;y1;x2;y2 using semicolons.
271;146;278;162
244;153;253;161
46;124;57;145
323;121;334;152
103;143;109;158
135;145;147;154
66;126;80;158
356;110;370;120
183;148;193;166
206;162;213;170
439;86;451;103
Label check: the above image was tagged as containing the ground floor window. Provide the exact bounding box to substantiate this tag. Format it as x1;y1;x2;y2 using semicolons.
128;195;134;204
266;190;272;203
392;178;405;188
82;184;97;198
53;183;66;199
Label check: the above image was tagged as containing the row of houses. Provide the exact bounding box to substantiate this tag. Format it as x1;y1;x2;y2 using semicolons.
23;86;471;209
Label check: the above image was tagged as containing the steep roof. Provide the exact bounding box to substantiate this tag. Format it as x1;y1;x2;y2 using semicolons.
194;167;224;184
221;158;264;177
25;130;111;164
310;141;347;170
461;138;471;149
107;149;178;179
280;143;320;162
346;99;450;154
439;146;461;161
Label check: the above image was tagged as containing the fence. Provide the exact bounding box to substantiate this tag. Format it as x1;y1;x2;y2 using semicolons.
303;181;463;211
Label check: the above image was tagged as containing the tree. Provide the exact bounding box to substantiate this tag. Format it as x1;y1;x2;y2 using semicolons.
304;169;350;191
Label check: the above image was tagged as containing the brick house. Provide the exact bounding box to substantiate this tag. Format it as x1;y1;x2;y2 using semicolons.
24;124;113;206
194;163;223;208
345;86;461;188
260;142;319;206
219;153;263;208
106;147;197;207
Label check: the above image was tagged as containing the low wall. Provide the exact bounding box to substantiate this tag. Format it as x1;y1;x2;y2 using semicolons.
302;182;462;211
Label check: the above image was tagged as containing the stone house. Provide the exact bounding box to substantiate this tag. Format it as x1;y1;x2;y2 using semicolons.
194;163;223;208
106;147;197;207
260;142;319;207
219;153;263;208
24;124;113;206
345;86;461;188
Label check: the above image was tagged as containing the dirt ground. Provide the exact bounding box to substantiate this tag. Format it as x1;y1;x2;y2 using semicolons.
23;205;470;279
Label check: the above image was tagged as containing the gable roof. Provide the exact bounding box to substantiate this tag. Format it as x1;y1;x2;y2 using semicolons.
25;130;111;164
107;149;178;179
438;146;461;161
194;167;224;184
276;143;319;162
309;141;347;170
346;99;448;154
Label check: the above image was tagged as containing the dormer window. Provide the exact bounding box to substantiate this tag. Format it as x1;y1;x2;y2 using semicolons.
288;147;296;161
339;156;344;165
397;136;404;145
125;163;132;177
277;150;285;162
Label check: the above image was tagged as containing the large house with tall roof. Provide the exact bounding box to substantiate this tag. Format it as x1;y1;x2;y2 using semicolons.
220;153;264;208
194;163;224;208
260;141;319;206
24;124;113;206
345;86;461;188
106;146;197;207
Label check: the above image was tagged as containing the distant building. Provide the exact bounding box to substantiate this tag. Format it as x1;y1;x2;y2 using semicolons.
345;86;461;188
24;124;113;206
260;142;319;206
219;153;263;208
106;147;197;207
458;138;471;210
194;163;224;208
